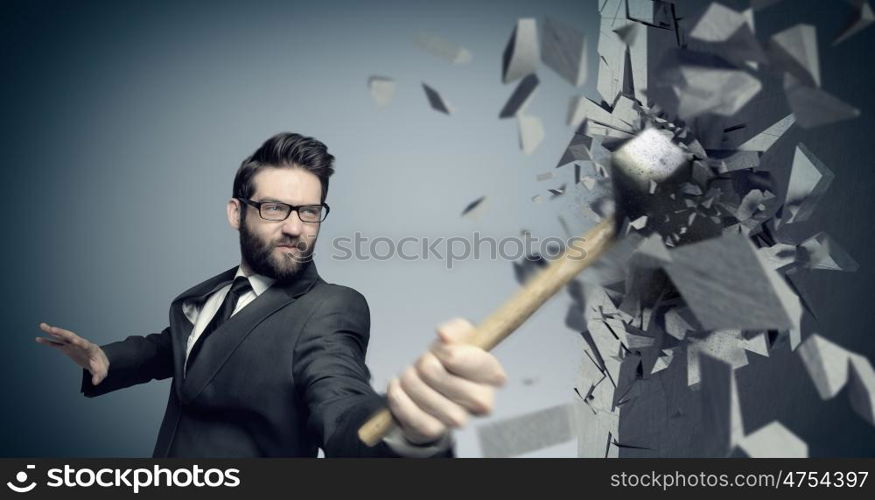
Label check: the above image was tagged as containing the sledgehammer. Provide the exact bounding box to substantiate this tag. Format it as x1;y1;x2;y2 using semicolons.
358;128;691;446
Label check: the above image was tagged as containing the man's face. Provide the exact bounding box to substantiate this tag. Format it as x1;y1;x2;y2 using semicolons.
232;166;323;282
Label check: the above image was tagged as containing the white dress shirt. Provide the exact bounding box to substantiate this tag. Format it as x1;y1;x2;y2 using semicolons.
179;265;452;456
181;267;273;365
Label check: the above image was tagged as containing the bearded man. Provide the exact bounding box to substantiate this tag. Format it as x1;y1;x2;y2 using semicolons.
36;132;506;457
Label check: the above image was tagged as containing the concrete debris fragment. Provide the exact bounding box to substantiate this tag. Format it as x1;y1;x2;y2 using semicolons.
769;24;821;87
502;19;540;84
367;76;395;109
499;74;539;118
460;196;487;218
422;83;452;114
664;233;802;332
517;113;545;154
833;0;875;46
799;334;854;399
848;354;875;425
782;144;834;225
798;232;859;272
735;421;808;457
798;335;875;426
783;74;860;128
415;32;472;64
736;114;795;152
675;66;761;119
477;405;575;457
541;17;587;87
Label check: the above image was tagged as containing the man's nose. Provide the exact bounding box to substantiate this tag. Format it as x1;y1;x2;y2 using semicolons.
281;211;304;236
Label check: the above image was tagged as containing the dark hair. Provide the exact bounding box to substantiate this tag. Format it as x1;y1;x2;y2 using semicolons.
233;132;335;203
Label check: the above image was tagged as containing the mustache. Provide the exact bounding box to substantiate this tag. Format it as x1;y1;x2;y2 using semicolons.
273;239;309;251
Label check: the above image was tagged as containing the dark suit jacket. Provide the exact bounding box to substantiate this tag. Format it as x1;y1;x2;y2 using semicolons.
81;261;444;457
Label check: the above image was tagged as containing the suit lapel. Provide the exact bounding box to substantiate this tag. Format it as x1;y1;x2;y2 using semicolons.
169;267;238;401
178;261;322;404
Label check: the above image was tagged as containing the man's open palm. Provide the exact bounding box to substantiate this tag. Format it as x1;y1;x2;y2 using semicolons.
36;322;109;385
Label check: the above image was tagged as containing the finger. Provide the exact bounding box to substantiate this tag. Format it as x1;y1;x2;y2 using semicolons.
399;365;469;429
35;336;67;347
386;378;447;443
415;351;495;415
430;343;507;386
40;323;81;344
435;318;476;345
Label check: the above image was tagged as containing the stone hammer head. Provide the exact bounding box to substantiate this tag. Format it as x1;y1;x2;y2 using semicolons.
610;128;692;230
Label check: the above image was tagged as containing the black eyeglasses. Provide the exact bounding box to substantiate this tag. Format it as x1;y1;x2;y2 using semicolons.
237;198;330;223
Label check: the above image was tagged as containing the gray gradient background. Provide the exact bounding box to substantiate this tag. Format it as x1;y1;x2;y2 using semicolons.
1;0;873;457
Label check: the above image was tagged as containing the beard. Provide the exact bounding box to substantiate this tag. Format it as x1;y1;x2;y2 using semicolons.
239;214;316;283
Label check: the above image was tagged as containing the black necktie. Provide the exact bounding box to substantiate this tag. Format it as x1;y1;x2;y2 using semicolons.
186;276;253;372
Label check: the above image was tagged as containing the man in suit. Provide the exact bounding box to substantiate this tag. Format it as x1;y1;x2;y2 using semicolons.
36;132;507;457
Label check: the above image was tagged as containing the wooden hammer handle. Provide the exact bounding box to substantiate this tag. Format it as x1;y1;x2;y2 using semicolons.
357;216;617;447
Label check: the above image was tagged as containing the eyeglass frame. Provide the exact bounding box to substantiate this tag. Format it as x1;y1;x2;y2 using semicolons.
236;198;330;223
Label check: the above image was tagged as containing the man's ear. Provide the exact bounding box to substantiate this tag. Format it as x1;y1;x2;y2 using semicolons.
227;199;242;230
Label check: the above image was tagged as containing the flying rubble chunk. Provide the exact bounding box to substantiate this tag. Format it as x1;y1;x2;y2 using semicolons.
477;405;575;457
367;76;395;109
460;196;487;218
798;333;850;399
784;74;860;128
556;121;594;168
415;32;473;64
756;243;797;272
798;333;855;399
535;171;554;182
833;0;875;46
736;114;795;152
541;17;587;87
782;144;834;225
502;18;540;84
848;354;875;426
662;307;695;341
768;24;821;87
512;254;548;285
662;232;802;332
613;24;639;46
687;330;749;386
548;184;566;198
734;421;808;457
675;66;762;119
798;232;859;272
650;349;675;374
422;83;452;114
689;3;766;67
742;332;770;357
799;334;875;425
567;95;637;135
705;150;761;172
517;113;545;155
581;176;598;191
499;73;539;118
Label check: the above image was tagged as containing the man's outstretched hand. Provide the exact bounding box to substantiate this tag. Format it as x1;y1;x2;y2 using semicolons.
35;322;109;386
386;318;506;445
